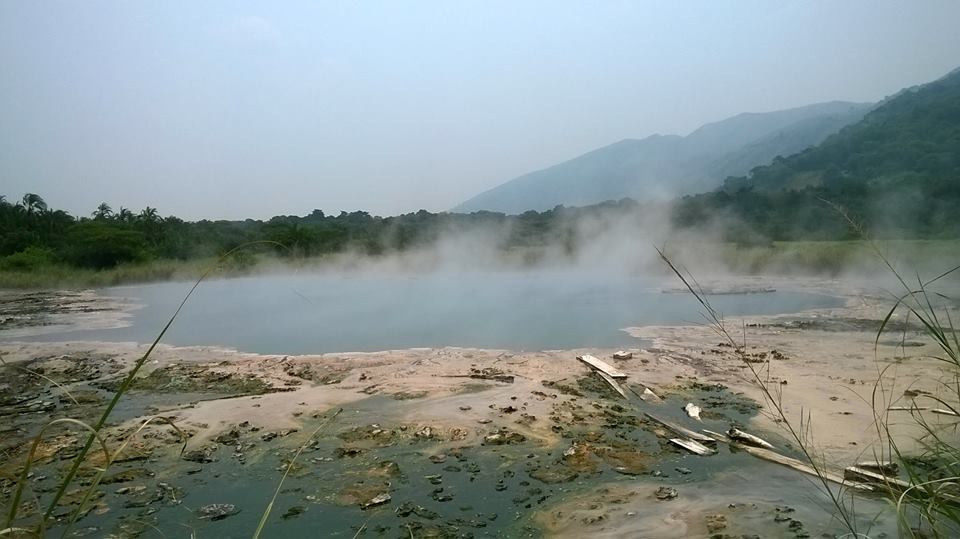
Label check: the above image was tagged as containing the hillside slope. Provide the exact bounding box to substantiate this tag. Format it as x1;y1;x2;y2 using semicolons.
455;101;870;214
674;67;960;240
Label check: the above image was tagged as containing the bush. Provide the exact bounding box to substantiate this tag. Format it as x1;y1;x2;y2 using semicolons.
0;246;56;271
66;222;148;269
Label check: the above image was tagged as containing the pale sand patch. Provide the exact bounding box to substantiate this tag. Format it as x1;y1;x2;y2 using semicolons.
627;295;954;465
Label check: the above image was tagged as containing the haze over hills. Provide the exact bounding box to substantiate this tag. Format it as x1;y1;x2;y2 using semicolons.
674;66;960;240
723;66;960;194
454;101;872;214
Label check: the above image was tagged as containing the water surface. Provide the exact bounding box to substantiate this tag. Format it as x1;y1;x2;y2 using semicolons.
16;271;842;354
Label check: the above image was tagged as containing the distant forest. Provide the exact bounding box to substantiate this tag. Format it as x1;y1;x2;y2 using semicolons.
1;186;956;273
674;67;960;241
0;194;641;270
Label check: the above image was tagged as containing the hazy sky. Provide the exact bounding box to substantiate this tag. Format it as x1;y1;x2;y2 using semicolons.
2;1;959;220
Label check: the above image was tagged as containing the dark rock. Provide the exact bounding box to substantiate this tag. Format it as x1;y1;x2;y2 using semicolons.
198;503;240;520
281;505;305;520
395;501;439;520
182;449;215;463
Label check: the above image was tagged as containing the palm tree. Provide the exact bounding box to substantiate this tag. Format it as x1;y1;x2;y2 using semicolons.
139;206;159;223
117;207;134;223
19;193;47;215
93;202;113;220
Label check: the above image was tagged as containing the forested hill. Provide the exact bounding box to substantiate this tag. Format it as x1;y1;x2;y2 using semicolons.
673;67;960;240
454;101;871;213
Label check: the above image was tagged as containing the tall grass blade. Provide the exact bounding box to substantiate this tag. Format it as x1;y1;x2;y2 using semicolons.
252;408;342;539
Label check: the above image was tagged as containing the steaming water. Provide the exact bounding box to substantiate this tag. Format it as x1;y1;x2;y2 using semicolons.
27;271;841;354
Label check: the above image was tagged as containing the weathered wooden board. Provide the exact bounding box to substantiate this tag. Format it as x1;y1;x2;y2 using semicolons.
728;428;775;450
641;387;662;402
701;429;730;442
705;427;873;490
844;467;912;490
596;370;627;398
577;355;628;378
733;443;851;487
644;413;715;443
855;461;899;475
670;438;714;455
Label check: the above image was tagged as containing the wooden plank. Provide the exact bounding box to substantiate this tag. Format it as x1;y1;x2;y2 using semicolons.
577;355;628;379
844;467;912;490
701;429;730;443
670;438;714;455
640;387;662;403
855;461;899;475
626;384;662;403
732;443;852;487
596;370;627;398
704;428;869;489
644;413;715;443
844;466;960;505
728;428;775;450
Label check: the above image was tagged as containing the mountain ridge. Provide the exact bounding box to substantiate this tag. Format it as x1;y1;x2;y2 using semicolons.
454;101;871;214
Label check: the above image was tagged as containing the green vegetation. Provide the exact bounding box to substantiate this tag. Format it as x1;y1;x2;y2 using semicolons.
0;195;643;287
3;68;958;287
711;240;960;275
875;262;960;538
4;189;960;288
674;68;960;239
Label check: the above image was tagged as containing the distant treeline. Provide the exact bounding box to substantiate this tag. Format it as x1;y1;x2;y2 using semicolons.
672;176;960;242
2;184;957;274
0;194;644;271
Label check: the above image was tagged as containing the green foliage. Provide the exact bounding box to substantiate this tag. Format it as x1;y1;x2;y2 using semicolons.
675;69;960;240
66;222;147;269
0;246;56;271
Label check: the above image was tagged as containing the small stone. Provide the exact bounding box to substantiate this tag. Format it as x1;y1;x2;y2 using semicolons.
654;486;678;500
429;454;447;464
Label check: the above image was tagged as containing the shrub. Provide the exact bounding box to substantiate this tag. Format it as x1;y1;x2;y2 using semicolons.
0;246;56;271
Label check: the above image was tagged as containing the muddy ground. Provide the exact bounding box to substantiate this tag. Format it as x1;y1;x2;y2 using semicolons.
0;282;955;537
